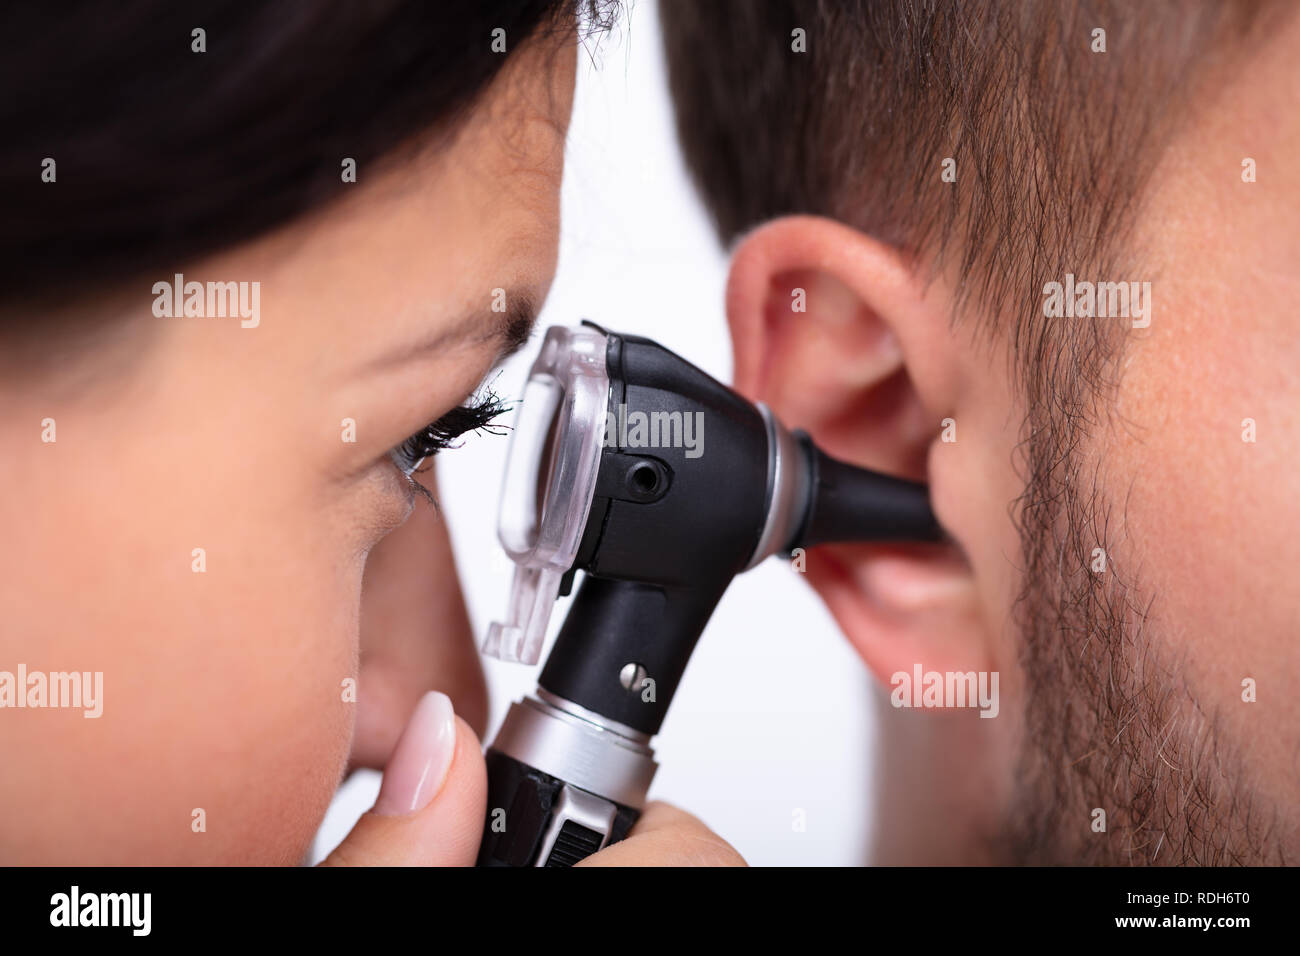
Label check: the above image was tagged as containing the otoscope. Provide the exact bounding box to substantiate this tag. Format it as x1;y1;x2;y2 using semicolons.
475;322;942;866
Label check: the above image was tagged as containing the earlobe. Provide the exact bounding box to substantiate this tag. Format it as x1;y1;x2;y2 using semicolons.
725;215;993;689
803;542;990;688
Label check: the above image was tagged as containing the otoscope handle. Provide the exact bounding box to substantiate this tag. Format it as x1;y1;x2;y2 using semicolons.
476;750;640;866
476;693;656;867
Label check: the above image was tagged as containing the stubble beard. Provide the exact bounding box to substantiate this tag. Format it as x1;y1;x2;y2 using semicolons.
996;450;1283;865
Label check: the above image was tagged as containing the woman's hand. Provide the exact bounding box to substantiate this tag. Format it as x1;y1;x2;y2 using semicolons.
322;691;745;866
580;802;747;867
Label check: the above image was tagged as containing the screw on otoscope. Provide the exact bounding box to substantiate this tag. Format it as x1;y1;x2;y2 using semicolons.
618;662;648;692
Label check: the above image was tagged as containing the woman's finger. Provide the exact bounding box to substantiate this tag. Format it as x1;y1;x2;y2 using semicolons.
577;801;747;867
321;692;487;866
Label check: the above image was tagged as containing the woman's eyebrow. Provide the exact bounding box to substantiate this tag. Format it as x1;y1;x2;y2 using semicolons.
495;293;539;360
359;290;538;375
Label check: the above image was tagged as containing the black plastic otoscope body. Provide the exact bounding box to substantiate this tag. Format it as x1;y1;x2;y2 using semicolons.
477;325;941;866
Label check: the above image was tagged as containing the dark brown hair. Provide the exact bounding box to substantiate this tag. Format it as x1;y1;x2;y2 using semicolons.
1;1;596;307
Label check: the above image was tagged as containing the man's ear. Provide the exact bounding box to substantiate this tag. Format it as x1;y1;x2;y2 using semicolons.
726;215;993;685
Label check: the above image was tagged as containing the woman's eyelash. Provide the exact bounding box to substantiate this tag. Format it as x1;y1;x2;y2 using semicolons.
390;387;512;479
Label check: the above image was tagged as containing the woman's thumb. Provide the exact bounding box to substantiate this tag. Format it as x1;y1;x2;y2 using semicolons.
320;690;487;866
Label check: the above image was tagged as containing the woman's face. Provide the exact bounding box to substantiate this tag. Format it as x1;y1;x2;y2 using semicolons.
0;38;576;863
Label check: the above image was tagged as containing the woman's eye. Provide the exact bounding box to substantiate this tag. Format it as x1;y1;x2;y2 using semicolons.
389;388;512;477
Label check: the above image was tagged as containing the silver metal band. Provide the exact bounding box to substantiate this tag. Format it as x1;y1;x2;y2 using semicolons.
744;403;811;570
536;688;652;745
491;694;658;809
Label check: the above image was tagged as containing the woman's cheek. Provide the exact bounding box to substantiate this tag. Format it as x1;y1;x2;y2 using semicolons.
2;549;361;863
160;558;363;863
133;475;364;863
211;559;363;863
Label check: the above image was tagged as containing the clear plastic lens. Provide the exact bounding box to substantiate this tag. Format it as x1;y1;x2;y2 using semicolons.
497;375;563;556
484;325;609;665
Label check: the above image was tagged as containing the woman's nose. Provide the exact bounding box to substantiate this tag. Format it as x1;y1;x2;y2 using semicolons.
351;463;489;771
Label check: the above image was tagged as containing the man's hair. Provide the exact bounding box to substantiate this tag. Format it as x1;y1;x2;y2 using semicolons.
661;1;1287;863
663;0;1262;368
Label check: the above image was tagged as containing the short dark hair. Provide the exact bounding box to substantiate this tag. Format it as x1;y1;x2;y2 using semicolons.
1;1;594;308
662;0;1269;358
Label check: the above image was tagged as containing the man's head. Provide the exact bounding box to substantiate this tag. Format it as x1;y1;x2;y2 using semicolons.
662;0;1299;864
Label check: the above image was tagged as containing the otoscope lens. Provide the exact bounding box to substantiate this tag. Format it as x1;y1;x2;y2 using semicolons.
498;375;565;555
536;398;563;532
485;324;609;665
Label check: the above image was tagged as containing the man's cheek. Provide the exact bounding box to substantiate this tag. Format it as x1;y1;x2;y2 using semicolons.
925;419;1025;691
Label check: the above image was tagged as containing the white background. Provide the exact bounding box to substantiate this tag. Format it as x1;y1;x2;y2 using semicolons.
313;0;878;866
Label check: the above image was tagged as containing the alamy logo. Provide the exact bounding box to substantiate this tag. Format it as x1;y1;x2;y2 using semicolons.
50;886;151;936
1042;273;1151;328
0;664;102;718
152;272;260;328
602;404;704;459
890;665;1000;718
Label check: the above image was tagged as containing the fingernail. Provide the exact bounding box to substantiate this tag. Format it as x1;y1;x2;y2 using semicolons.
373;691;457;816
